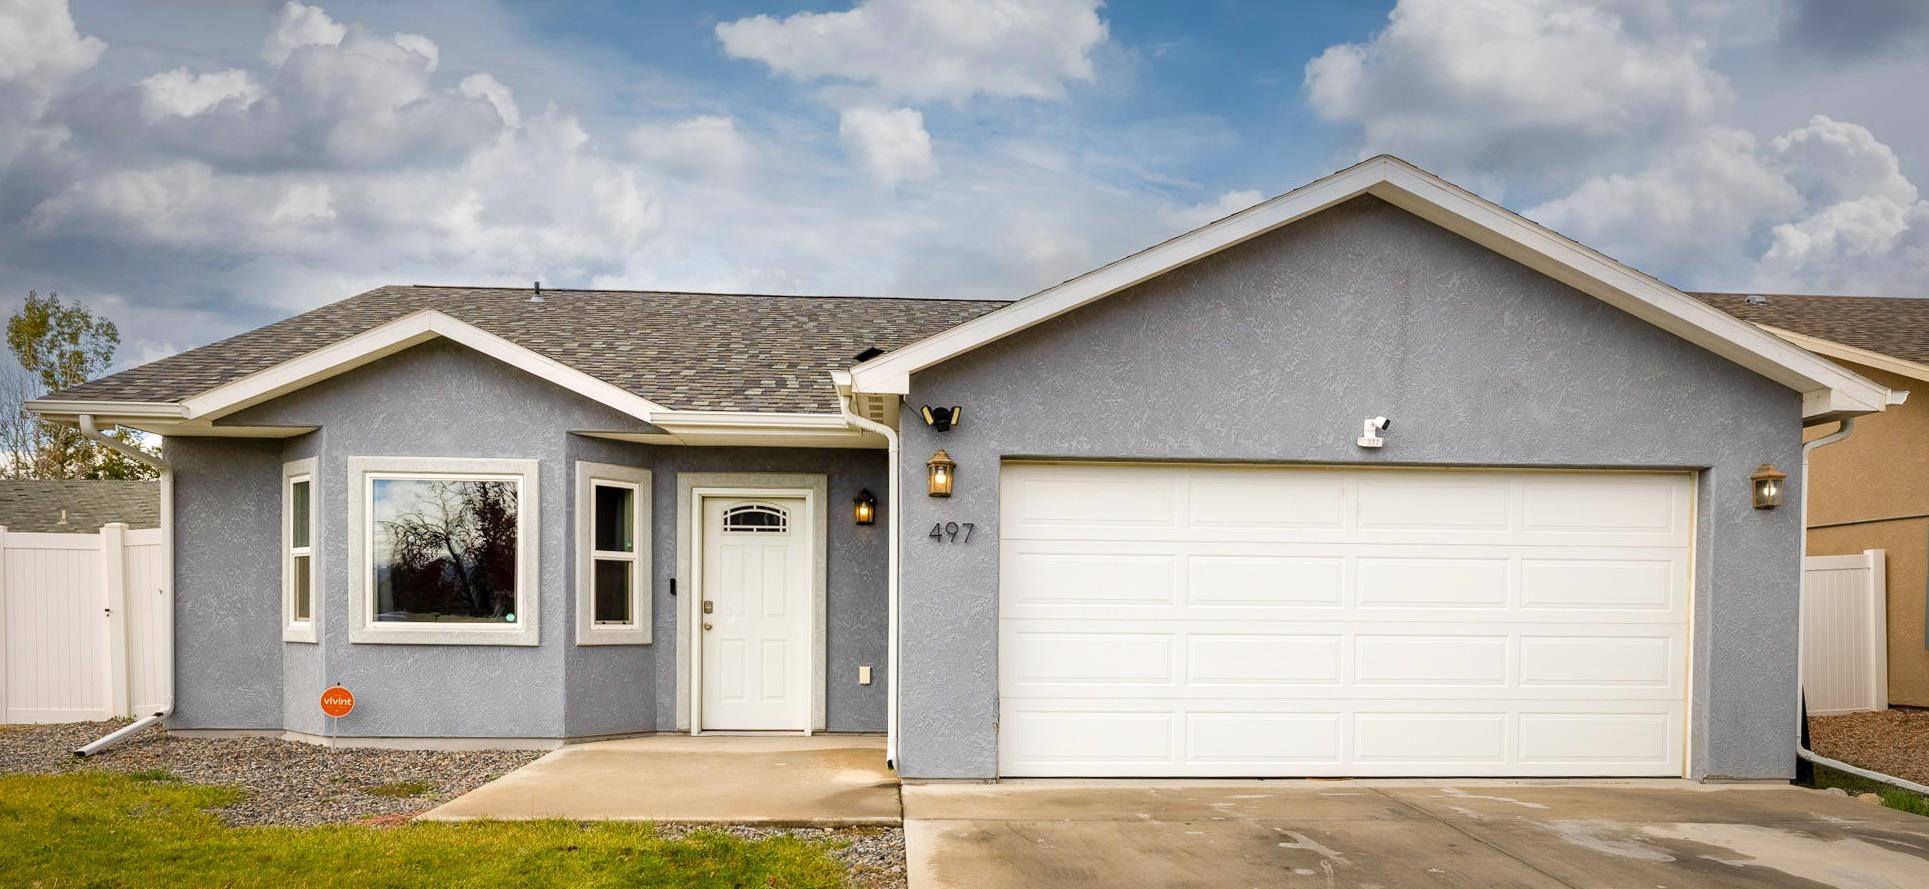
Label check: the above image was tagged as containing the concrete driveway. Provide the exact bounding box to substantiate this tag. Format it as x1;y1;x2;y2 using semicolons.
905;780;1929;888
421;734;899;824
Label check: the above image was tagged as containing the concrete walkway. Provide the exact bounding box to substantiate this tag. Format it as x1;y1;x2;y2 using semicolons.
420;734;900;825
905;779;1929;888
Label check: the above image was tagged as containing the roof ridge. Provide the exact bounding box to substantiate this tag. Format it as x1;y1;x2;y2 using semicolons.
398;284;1012;304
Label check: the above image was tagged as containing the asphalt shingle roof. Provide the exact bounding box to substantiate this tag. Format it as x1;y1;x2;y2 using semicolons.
1694;292;1929;366
0;480;160;533
51;286;1009;414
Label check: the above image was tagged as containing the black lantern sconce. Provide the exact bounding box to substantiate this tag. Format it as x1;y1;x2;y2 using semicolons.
1751;463;1786;509
853;489;878;525
926;450;956;497
921;405;962;432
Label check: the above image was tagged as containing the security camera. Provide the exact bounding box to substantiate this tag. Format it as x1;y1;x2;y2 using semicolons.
1358;416;1391;448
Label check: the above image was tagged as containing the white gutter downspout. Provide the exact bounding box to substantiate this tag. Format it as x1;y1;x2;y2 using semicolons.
1792;417;1929;795
74;414;173;758
835;375;902;769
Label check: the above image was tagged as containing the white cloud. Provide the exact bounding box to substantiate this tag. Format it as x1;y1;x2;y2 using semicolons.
716;0;1108;103
629;115;751;182
0;0;103;160
1305;0;1732;180
1528;127;1801;272
138;67;263;120
458;73;519;129
1524;115;1929;293
391;32;438;72
1164;190;1264;231
838;106;937;187
262;1;345;65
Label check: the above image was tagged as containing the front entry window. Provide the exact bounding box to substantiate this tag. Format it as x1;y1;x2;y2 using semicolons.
371;476;522;624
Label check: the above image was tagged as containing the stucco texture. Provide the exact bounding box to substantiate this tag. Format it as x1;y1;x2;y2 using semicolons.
896;195;1807;780
168;339;887;739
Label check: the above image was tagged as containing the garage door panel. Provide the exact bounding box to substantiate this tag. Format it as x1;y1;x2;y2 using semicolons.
1355;557;1511;608
999;464;1692;777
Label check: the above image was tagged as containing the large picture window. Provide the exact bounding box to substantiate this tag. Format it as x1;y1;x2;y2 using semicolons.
282;457;319;643
349;457;539;646
575;462;652;645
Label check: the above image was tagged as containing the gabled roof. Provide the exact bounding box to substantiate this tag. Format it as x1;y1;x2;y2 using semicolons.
37;286;1006;417
0;480;160;533
1695;292;1929;383
848;155;1895;422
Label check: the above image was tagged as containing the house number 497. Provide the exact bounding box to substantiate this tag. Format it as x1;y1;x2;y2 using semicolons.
929;522;974;543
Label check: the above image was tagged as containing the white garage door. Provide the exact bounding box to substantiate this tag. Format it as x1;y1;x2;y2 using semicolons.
998;462;1693;778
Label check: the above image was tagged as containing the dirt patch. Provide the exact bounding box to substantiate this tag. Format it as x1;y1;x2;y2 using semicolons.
1809;709;1929;785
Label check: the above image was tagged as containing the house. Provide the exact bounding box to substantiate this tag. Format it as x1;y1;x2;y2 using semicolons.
0;479;160;533
30;156;1899;781
1697;292;1929;710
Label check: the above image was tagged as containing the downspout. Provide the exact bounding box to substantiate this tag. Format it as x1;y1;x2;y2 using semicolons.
835;375;902;769
1791;419;1929;794
74;414;172;757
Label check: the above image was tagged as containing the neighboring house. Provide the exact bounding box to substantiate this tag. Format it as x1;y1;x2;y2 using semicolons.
1697;292;1929;709
0;480;161;533
29;156;1898;782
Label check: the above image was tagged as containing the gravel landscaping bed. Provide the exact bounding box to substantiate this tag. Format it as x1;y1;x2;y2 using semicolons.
1810;709;1929;785
2;720;907;888
0;720;539;826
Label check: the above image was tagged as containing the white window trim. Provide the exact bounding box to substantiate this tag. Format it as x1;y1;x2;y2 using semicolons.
575;461;652;646
347;456;540;646
282;457;319;643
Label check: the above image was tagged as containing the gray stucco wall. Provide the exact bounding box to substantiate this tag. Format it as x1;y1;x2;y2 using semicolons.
896;195;1807;780
169;339;888;739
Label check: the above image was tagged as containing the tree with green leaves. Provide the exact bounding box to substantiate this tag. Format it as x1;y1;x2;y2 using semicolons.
1;291;159;480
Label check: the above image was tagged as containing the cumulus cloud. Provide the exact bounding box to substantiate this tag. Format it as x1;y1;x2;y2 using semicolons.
0;0;103;161
1306;0;1732;181
261;1;345;65
629;115;751;182
716;0;1108;103
138;68;263;120
838;106;937;187
1526;115;1929;293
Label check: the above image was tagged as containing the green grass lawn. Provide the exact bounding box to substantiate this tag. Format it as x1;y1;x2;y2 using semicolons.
0;772;851;888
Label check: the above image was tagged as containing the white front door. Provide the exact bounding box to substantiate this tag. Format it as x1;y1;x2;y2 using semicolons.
998;462;1694;778
699;496;811;731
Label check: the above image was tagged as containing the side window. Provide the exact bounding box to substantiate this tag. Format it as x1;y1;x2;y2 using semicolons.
283;457;319;643
575;462;653;645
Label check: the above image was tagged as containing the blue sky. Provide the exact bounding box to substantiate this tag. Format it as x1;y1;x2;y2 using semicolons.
4;0;1928;371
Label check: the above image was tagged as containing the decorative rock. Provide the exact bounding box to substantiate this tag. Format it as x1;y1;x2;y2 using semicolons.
1857;792;1886;805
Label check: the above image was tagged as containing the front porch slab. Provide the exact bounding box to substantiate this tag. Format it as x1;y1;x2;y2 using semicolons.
419;734;899;825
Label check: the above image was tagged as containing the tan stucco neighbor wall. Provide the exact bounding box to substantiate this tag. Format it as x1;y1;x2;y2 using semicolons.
1805;362;1929;706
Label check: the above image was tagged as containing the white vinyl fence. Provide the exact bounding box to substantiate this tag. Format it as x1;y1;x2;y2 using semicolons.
0;524;169;724
1803;549;1888;716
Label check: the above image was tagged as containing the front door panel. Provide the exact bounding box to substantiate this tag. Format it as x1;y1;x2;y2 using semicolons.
700;497;809;730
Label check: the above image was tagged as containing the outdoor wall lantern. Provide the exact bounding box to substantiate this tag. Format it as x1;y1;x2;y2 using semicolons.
853;489;878;525
921;405;962;432
1751;463;1787;510
926;450;956;498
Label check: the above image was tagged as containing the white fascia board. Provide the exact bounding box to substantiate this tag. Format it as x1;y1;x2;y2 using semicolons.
848;154;1893;420
26;399;187;419
649;409;882;448
180;309;671;423
1758;324;1929;389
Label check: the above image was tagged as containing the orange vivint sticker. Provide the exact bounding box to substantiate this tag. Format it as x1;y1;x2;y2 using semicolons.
320;686;355;718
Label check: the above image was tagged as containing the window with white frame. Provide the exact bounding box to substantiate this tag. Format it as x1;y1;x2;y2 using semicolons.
576;462;652;645
348;457;540;646
283;457;319;643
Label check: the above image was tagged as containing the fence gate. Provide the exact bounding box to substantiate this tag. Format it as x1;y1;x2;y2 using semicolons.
1803;549;1887;716
0;524;169;724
